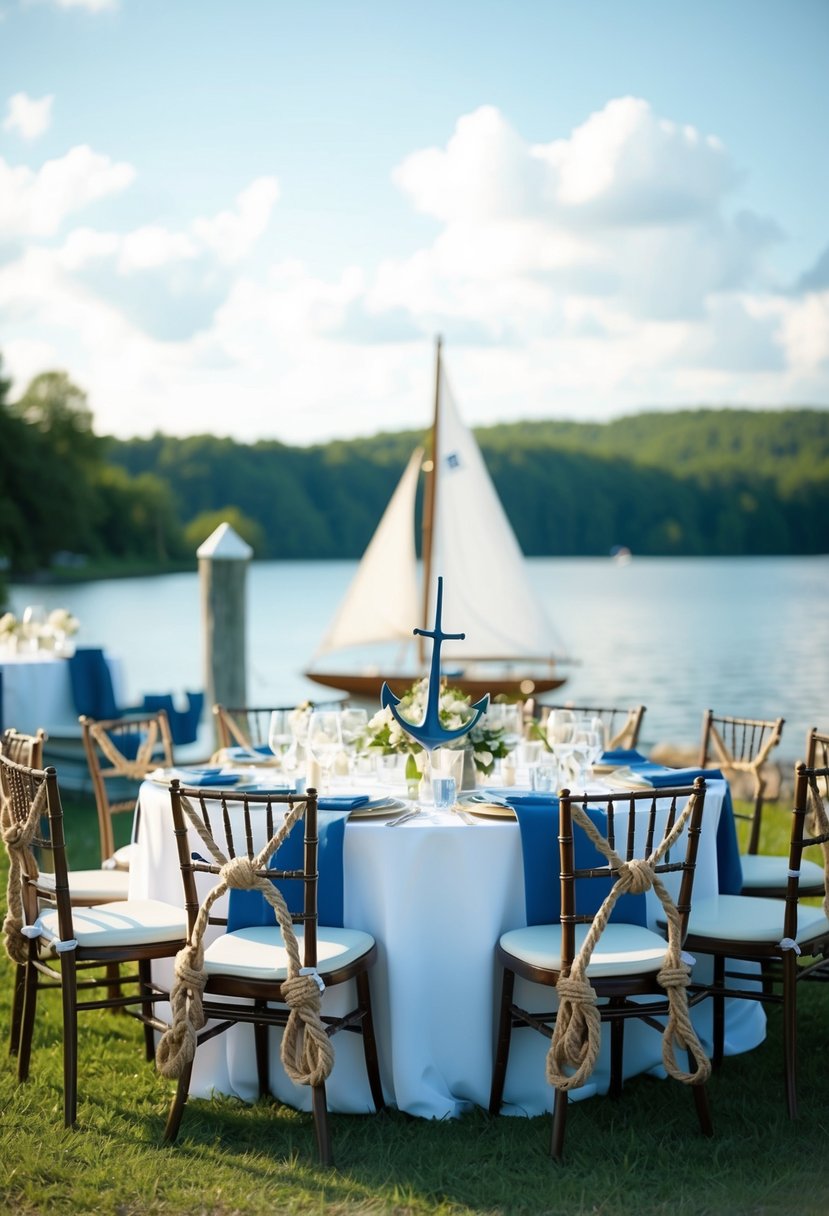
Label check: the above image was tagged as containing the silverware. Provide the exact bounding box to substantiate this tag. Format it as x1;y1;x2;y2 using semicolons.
452;804;476;825
386;805;421;827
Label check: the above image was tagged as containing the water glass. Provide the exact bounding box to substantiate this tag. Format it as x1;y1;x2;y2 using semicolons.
430;748;464;809
530;760;558;794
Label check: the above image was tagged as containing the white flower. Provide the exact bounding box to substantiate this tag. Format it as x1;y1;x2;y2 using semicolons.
0;612;18;636
47;607;79;636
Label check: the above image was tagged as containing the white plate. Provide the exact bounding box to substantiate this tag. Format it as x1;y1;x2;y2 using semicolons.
348;797;408;819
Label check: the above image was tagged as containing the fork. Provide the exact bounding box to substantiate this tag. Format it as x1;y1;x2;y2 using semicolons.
386;805;421;827
452;804;476;825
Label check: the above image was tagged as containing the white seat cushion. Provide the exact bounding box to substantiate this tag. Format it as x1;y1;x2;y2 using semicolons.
38;868;130;902
106;843;138;870
499;922;669;978
686;895;829;945
740;853;825;892
204;925;375;981
37;900;186;948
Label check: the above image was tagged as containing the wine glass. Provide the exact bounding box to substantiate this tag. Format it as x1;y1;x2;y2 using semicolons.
485;702;523;780
307;710;343;792
267;710;292;764
340;707;368;774
571;726;602;789
546;709;575;782
21;604;46;652
281;703;312;776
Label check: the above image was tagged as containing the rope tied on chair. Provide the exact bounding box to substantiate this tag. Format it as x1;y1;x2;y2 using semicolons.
2;779;46;965
546;795;711;1093
88;718;162;781
806;776;829;920
155;795;335;1088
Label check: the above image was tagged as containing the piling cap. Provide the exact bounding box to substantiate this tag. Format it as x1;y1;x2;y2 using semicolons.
196;522;253;560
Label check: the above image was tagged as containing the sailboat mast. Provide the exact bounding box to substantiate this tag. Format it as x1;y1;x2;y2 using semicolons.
419;335;441;665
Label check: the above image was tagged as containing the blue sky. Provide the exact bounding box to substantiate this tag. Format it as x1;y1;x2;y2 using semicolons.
1;0;827;444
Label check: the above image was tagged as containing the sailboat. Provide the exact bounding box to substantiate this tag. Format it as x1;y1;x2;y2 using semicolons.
305;339;569;700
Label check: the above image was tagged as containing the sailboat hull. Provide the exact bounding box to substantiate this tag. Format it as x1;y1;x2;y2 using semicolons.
305;668;567;701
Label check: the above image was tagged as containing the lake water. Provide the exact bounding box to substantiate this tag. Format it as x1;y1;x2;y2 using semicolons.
9;555;829;758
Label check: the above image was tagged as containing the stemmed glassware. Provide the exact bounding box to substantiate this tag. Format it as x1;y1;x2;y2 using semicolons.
571;716;606;788
340;707;369;775
281;704;312;777
546;709;575;781
267;710;292;765
485;702;524;780
307;710;343;792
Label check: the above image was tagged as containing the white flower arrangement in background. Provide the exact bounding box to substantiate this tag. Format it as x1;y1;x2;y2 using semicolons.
0;607;79;652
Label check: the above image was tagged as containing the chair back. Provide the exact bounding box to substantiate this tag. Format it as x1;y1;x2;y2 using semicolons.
0;751;75;958
1;727;46;769
534;703;646;750
80;711;174;866
557;778;707;974
213;701;345;751
68;647;121;719
167;781;319;965
698;710;783;854
792;763;829;923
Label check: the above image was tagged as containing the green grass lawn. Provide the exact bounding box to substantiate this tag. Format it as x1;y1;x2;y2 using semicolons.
1;796;828;1216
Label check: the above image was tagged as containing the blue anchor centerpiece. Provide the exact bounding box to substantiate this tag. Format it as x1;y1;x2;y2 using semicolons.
381;577;490;752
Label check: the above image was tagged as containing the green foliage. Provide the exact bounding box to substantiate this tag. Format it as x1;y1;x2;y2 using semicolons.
0;348;826;579
183;506;267;556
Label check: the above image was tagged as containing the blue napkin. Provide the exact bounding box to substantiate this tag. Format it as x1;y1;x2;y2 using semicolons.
176;768;240;787
226;806;351;931
630;764;743;896
600;748;648;766
506;797;647;928
224;745;275;762
318;794;370;812
481;787;552;807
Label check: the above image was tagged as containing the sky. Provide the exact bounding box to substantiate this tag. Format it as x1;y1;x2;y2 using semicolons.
0;0;827;446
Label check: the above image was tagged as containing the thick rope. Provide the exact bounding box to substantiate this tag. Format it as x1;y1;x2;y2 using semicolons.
155;796;334;1088
806;776;829;920
89;719;162;781
2;779;47;965
546;794;711;1093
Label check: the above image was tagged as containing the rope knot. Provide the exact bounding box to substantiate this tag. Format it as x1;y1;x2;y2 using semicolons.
220;855;258;889
657;962;691;991
618;857;654;894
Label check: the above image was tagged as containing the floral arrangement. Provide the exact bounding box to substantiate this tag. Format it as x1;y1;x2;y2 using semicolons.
0;607;80;650
361;678;509;776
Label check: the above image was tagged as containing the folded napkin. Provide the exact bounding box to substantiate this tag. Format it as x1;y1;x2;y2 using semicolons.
632;764;742;896
224;745;275;763
172;767;240;787
318;794;370;812
226;806;351;931
481;787;554;807
600;748;649;766
511;799;647;929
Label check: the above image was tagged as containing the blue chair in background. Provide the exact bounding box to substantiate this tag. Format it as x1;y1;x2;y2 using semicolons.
68;648;203;745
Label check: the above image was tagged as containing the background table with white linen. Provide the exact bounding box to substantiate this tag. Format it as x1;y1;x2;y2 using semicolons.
130;775;765;1119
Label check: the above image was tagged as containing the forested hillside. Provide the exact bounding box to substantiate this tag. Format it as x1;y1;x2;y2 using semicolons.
110;409;829;558
1;352;827;582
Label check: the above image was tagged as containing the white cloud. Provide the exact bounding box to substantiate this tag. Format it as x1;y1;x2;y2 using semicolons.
0;97;825;443
48;0;118;10
193;177;280;265
3;92;54;140
0;144;134;238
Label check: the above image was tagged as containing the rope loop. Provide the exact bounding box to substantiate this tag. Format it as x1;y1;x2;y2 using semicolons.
545;792;711;1093
3;779;48;966
155;794;335;1089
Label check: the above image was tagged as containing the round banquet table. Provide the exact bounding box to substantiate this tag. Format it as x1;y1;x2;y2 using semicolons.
129;775;766;1119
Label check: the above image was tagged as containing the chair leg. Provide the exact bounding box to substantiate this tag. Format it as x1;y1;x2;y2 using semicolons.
489;966;515;1115
9;963;25;1057
105;961;122;1007
311;1081;333;1167
550;1088;568;1161
17;955;40;1084
356;970;385;1112
782;951;798;1119
61;954;79;1128
608;1009;625;1100
688;1041;714;1137
163;1061;194;1143
138;959;156;1063
712;955;725;1069
254;1009;270;1098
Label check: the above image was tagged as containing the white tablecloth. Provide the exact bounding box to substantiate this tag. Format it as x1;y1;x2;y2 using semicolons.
130;776;766;1118
0;650;123;736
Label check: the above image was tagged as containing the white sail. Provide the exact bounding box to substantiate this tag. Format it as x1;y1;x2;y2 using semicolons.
429;365;562;661
313;447;422;657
